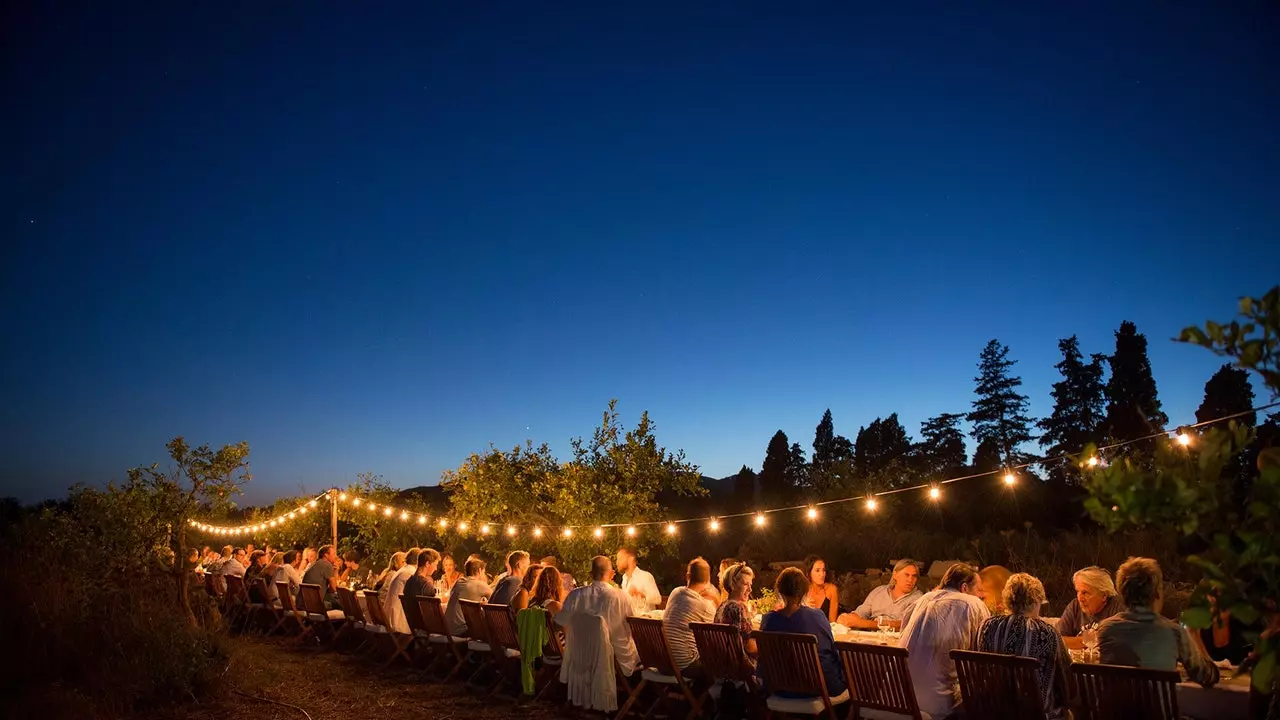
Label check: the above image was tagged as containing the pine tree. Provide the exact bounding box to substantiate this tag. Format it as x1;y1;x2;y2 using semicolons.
973;437;1003;473
731;465;758;511
1196;364;1256;427
915;413;968;479
967;339;1036;465
760;430;792;502
786;442;809;490
811;409;836;488
1038;336;1107;483
1103;321;1168;445
854;414;914;488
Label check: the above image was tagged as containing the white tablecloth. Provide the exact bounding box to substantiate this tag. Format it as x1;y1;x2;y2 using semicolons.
1178;674;1250;720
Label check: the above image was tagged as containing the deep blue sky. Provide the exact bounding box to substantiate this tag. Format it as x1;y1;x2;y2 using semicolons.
3;2;1276;505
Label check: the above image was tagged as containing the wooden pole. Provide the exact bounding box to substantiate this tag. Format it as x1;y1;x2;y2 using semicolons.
330;489;338;550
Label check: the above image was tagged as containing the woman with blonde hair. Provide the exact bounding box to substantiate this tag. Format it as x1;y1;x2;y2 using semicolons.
714;562;758;660
374;551;406;591
977;573;1072;719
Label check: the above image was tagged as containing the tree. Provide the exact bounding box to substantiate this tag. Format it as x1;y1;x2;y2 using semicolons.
811;409;837;488
786;443;809;491
853;414;914;489
1038;336;1107;484
972;437;1003;473
914;413;968;479
1197;363;1258;509
1084;286;1280;695
967;339;1036;466
444;400;703;575
127;437;252;625
1103;321;1168;446
731;465;757;511
760;430;792;502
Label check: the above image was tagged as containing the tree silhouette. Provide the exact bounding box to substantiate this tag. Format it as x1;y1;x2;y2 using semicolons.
915;413;968;480
760;430;792;502
1038;335;1107;484
854;414;914;489
731;464;758;511
1196;363;1257;508
1103;321;1168;447
811;409;836;489
967;339;1036;466
786;442;809;491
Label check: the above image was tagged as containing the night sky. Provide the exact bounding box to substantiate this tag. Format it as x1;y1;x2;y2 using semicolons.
3;2;1277;504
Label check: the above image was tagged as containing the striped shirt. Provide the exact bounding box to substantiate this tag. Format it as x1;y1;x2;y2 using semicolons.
662;586;716;669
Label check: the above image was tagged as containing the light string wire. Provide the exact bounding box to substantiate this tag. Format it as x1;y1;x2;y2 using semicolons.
191;400;1279;536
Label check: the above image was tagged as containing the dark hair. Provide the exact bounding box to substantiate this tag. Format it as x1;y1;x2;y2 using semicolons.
941;563;979;591
522;565;543;593
283;550;299;565
317;544;335;561
618;546;637;558
776;566;809;603
342;550;360;564
464;557;486;577
540;556;559;568
687;556;711;585
1116;557;1162;608
533;566;563;606
404;549;421;566
417;548;441;567
506;550;530;571
249;550;266;566
805;555;827;582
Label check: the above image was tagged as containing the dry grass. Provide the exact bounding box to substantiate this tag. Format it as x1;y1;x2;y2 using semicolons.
150;635;578;720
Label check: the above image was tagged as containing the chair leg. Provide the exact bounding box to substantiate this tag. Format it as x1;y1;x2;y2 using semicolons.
615;678;647;720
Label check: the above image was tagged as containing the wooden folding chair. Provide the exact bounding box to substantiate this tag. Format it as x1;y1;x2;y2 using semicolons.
299;583;344;645
332;587;365;649
418;596;469;681
223;575;251;631
355;590;393;657
1071;662;1181;720
482;604;523;697
273;581;311;640
460;599;498;686
531;610;567;700
249;577;273;632
950;649;1046;720
615;616;701;720
752;630;849;719
362;590;413;667
833;641;922;720
400;592;434;663
690;621;760;715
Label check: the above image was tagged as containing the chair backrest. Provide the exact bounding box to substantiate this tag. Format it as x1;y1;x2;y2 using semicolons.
225;574;249;603
400;594;428;633
1071;662;1181;720
483;604;520;651
336;587;364;623
751;630;834;702
363;590;389;628
418;596;451;637
204;572;219;596
950;649;1047;720
276;581;299;613
459;599;489;642
253;577;271;605
627;616;680;676
690;621;753;684
543;610;564;658
299;583;327;616
835;641;921;719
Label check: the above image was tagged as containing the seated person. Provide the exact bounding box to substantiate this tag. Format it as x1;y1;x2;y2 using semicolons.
715;562;758;664
979;565;1012;615
1097;557;1218;687
802;556;840;623
759;567;847;699
837;558;923;629
977;573;1072;720
444;557;491;636
663;557;718;674
1057;565;1125;637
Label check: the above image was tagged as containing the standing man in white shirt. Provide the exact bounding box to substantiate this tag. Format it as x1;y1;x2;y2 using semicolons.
557;555;640;677
616;546;661;613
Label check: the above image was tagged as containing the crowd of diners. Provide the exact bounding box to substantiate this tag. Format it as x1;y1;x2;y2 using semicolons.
195;542;1241;719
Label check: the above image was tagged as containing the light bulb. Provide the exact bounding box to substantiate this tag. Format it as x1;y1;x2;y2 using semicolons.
458;521;469;532
754;513;766;527
1086;455;1100;467
383;507;393;517
593;527;603;538
1003;472;1017;486
865;497;878;511
626;526;636;537
709;519;720;531
269;520;278;527
506;525;517;536
929;487;941;500
480;524;491;535
438;518;448;529
400;511;408;521
352;498;361;507
533;527;543;538
288;511;296;519
367;503;377;512
299;507;308;514
666;523;677;535
309;500;318;508
562;527;573;538
1177;432;1192;447
806;507;818;520
339;492;348;501
417;516;427;525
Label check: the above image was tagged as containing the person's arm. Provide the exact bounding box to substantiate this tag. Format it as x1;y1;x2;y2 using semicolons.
1179;625;1220;688
825;584;839;622
838;591;880;628
643;572;662;607
511;588;529;612
1057;601;1080;637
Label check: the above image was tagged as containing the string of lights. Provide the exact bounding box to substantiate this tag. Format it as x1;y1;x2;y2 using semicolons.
190;400;1279;538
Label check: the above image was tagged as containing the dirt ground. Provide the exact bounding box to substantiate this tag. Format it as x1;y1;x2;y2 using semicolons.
155;635;580;720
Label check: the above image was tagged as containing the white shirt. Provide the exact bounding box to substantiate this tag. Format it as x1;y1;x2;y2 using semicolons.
662;586;716;669
383;564;417;634
898;588;990;717
557;580;639;675
621;567;662;612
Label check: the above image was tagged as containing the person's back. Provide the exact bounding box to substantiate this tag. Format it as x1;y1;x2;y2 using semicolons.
663;585;716;670
444;559;491;636
899;565;990;718
301;557;333;587
271;554;303;607
490;574;523;606
556;555;639;675
975;573;1071;719
760;605;846;696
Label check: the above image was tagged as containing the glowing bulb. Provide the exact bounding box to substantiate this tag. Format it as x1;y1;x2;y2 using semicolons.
533;527;543;538
506;525;517;536
383;507;393;517
367;503;377;512
288;511;296;519
417;516;427;525
269;520;278;527
709;519;720;531
458;521;469;532
1003;472;1017;486
299;506;308;514
400;511;408;521
865;497;878;511
562;527;573;538
438;518;448;529
480;524;490;535
754;513;767;527
308;500;318;508
806;507;818;520
339;492;348;501
666;523;677;535
352;498;362;507
929;487;941;500
626;526;636;537
593;527;603;538
1177;432;1192;447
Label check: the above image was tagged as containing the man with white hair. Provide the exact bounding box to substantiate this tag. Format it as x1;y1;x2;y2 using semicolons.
1057;565;1125;637
837;558;923;630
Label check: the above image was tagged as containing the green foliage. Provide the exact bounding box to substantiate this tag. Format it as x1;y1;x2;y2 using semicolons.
443;400;704;578
1103;321;1168;446
1085;286;1280;693
968;339;1036;465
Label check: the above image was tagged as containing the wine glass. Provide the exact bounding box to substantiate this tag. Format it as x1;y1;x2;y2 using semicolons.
1081;626;1099;662
876;615;891;644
